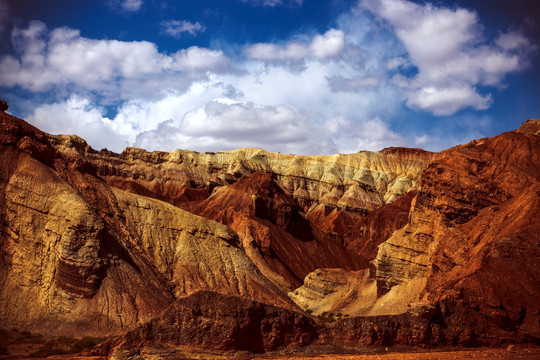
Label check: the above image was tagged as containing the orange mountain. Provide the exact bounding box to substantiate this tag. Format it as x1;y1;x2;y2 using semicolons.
0;109;538;356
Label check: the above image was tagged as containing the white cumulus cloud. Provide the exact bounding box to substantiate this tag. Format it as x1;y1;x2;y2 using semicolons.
0;21;229;96
245;29;345;64
359;0;532;115
136;100;335;154
26;95;129;151
310;29;345;59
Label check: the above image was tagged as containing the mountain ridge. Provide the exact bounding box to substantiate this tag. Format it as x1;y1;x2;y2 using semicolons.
1;110;539;355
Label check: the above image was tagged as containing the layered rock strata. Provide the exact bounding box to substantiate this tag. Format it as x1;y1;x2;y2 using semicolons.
1;108;539;350
0;112;292;335
98;291;318;358
371;120;540;340
48;135;432;214
183;172;368;291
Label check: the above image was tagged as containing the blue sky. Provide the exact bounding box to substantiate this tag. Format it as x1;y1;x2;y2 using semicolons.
0;0;539;154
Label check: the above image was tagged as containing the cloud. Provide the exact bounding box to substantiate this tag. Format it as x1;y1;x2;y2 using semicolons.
136;99;335;154
496;31;532;51
6;0;530;156
355;117;404;151
245;29;345;65
402;84;492;116
26;95;129;151
121;0;143;12
172;47;229;72
242;0;303;7
310;29;345;59
3;17;407;155
0;21;229;96
327;75;379;92
160;20;206;38
245;42;308;62
359;0;532;115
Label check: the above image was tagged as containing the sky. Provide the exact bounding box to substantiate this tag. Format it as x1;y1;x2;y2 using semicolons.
0;0;539;155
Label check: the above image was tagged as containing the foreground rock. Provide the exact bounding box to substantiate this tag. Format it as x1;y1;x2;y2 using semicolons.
94;291;318;358
95;291;535;359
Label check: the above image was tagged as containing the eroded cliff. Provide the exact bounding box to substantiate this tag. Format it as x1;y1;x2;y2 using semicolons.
1;110;539;351
0;112;292;336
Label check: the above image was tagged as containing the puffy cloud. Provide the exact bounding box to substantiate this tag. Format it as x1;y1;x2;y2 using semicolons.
0;22;229;95
4;18;407;155
402;85;492;116
310;29;345;59
26;95;129;151
136;100;335;154
171;47;229;72
245;42;308;62
160;20;206;38
355;117;404;151
359;0;532;115
496;30;535;55
245;29;345;64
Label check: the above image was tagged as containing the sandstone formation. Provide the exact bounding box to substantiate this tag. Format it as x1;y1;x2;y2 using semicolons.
183;172;368;292
0;112;291;336
49;138;432;214
372;119;540;340
97;291;318;358
1;109;539;354
291;121;540;344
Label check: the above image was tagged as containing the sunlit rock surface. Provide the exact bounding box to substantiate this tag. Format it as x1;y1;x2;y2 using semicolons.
1;110;539;351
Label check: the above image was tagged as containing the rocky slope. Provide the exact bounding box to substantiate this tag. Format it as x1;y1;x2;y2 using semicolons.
291;120;540;344
95;291;319;359
0;111;292;336
182;172;368;292
1;107;539;353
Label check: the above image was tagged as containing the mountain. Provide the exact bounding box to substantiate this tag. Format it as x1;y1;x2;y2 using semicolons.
0;107;538;356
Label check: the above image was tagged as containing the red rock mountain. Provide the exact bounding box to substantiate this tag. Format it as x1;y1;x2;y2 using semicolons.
0;109;539;355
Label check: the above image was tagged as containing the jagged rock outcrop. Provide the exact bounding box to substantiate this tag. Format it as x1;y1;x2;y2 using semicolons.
0;112;292;336
288;268;376;317
96;291;318;358
346;189;417;260
371;119;540;341
183;172;368;291
97;292;532;359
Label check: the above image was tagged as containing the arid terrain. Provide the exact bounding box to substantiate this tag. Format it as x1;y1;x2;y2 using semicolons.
0;109;539;358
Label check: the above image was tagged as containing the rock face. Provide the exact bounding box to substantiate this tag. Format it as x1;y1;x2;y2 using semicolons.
183;172;368;291
372;119;540;341
49;140;432;215
99;291;318;358
0;112;291;336
1;110;539;351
